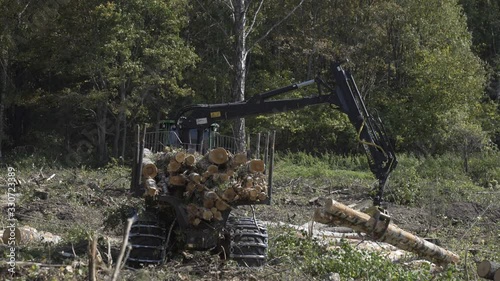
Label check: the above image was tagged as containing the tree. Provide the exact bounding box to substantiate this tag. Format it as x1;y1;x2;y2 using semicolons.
188;0;305;153
3;0;196;165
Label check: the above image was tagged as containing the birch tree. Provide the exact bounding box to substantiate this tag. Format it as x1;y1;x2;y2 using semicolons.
191;0;305;152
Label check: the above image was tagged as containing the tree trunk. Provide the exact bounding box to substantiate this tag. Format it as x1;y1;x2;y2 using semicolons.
97;102;108;164
114;82;126;158
121;114;127;162
0;48;6;161
314;199;460;265
232;0;247;153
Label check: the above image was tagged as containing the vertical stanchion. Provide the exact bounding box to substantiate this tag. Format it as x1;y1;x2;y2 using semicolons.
130;125;140;195
267;131;275;205
264;132;270;169
256;133;261;159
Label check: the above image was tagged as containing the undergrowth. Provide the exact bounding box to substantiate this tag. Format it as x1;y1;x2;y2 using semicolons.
268;226;461;280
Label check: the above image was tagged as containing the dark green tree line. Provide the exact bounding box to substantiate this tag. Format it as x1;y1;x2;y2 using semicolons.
0;0;496;164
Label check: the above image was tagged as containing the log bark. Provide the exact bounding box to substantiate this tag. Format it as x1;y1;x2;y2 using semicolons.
314;199;460;265
478;260;500;280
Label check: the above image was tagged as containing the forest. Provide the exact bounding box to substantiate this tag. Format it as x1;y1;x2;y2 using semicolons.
0;0;499;164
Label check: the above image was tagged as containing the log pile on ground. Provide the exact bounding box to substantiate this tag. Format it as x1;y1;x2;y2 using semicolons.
141;147;268;226
314;198;460;265
477;260;500;281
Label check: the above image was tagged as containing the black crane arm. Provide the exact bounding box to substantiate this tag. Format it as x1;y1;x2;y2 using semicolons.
176;63;397;206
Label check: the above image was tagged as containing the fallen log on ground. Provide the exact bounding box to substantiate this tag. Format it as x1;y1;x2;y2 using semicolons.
314;198;460;265
477;260;500;280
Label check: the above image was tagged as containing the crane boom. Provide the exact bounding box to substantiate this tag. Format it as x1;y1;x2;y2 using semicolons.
175;63;397;206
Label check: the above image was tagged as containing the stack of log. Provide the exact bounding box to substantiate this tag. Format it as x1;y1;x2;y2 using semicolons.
141;147;268;226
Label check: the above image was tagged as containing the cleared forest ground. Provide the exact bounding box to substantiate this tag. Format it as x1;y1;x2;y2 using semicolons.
0;152;499;280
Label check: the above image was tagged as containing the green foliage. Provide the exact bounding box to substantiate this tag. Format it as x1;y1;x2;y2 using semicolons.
384;151;498;205
274;150;499;206
1;0;496;164
274;151;374;185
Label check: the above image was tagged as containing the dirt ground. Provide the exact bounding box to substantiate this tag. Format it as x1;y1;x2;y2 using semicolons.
1;168;499;280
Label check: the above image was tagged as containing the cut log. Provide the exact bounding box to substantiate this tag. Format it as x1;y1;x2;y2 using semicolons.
184;154;196;166
144;178;159;196
167;160;182;173
244;177;254;188
186;182;196;193
142;158;158;178
314;199;460;265
169;175;186;186
207;165;219;175
205;190;218;198
231;153;247;167
174;151;186;163
478;260;500;280
247;159;265;173
218;173;230;182
495;268;500;281
2;226;41;245
215;199;229;211
186;204;201;218
211;207;223;221
188;173;201;184
189;217;201;226
222;187;237;202
196;184;206;192
203;198;214;209
209;148;229;164
226;169;235;177
257;192;267;201
202;208;214;221
248;189;258;201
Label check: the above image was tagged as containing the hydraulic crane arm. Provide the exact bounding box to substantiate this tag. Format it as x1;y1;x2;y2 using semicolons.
176;63;397;206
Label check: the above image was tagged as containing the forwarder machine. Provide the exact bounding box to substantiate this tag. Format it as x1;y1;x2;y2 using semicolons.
127;62;398;267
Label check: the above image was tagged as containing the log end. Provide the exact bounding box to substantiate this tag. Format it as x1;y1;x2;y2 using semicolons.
209;148;229;165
